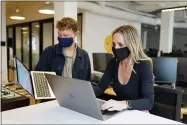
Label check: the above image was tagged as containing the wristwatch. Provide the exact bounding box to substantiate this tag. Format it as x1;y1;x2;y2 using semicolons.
127;100;132;110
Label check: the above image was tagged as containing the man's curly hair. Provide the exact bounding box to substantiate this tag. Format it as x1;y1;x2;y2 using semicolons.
56;17;77;33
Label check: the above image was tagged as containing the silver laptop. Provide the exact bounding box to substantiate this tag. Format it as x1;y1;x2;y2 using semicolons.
15;57;56;100
45;74;123;121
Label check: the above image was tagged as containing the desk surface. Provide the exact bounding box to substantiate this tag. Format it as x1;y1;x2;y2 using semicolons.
2;100;182;124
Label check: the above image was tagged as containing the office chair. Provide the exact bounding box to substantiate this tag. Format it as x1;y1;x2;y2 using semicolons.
150;86;183;122
152;57;178;88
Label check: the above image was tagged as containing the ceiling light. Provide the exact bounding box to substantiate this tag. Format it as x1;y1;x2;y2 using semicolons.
35;25;40;28
162;7;186;12
22;32;28;34
39;2;55;14
10;9;25;20
22;27;28;30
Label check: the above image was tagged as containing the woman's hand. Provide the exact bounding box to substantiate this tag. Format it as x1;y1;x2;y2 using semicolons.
101;99;128;111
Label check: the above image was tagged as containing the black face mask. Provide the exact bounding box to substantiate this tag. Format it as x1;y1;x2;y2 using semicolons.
112;47;130;61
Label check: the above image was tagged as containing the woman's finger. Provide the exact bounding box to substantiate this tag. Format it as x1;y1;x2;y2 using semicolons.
107;106;116;111
101;101;113;110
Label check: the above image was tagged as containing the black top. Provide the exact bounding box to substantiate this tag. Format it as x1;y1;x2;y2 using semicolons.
93;58;154;110
35;44;91;81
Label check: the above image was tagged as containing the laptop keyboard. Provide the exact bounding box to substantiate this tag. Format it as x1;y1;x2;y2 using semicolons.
33;73;51;97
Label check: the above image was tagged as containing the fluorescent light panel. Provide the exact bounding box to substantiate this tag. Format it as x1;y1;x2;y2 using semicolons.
35;25;40;28
10;16;25;20
39;9;55;14
22;27;28;30
39;2;54;14
162;7;187;12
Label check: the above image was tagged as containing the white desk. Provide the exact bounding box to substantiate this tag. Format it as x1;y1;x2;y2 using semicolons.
2;100;183;124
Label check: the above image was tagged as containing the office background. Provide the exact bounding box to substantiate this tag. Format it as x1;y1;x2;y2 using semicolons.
0;2;187;94
1;2;187;85
1;1;187;123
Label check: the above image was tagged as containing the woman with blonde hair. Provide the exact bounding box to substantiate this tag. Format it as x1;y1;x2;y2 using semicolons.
93;25;154;111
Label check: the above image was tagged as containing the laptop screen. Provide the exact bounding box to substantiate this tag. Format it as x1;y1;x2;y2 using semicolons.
15;58;34;96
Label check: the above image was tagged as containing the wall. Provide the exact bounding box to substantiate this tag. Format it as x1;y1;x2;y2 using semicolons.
1;2;8;83
83;12;141;71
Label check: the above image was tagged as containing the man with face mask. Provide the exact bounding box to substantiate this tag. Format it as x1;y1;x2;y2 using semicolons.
36;17;91;81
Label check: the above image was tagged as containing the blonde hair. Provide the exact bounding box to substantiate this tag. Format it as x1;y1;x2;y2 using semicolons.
112;25;152;65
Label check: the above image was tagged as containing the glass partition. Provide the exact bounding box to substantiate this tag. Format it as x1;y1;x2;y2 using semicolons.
15;27;22;61
22;26;30;69
32;22;40;70
43;22;53;50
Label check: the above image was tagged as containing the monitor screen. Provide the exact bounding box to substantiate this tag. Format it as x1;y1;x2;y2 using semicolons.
177;57;187;83
152;57;178;84
15;57;33;96
92;53;113;73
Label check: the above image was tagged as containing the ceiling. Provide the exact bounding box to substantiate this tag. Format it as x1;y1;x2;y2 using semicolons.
5;1;187;25
132;1;187;13
132;1;187;23
106;1;187;23
6;2;53;25
5;2;83;25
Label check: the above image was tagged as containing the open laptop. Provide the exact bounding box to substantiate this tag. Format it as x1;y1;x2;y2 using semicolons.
45;74;123;121
15;57;56;100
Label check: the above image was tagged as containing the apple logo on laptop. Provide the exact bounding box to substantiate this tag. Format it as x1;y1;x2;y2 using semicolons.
69;93;74;99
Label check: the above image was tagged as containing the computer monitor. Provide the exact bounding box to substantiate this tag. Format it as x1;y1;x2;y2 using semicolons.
144;49;158;57
152;57;178;85
15;57;34;96
177;57;187;84
162;52;184;57
161;53;172;57
92;53;113;73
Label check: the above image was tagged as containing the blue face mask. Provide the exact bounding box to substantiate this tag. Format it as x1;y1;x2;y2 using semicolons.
58;37;74;47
